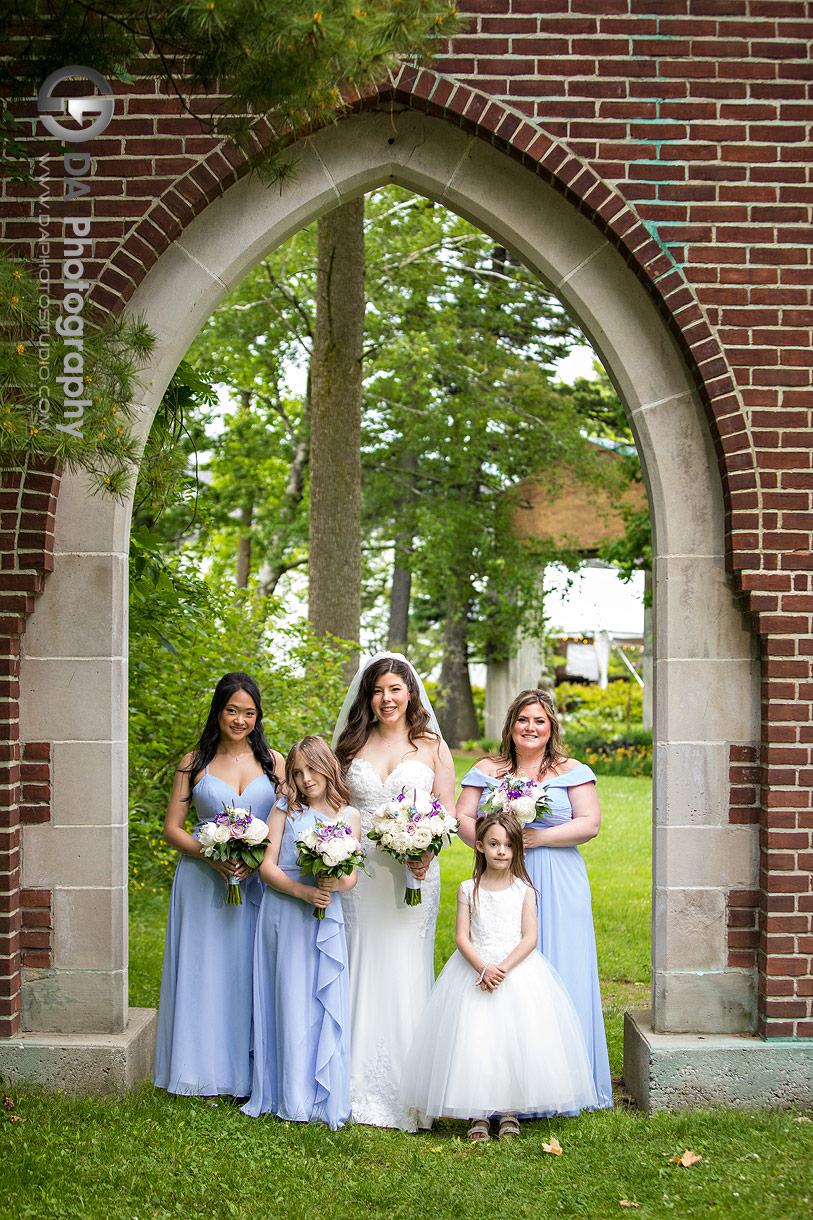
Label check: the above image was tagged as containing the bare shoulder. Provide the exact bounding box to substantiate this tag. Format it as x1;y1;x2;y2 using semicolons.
433;735;454;766
556;756;585;775
271;749;286;773
474;756;501;777
178;751;195;770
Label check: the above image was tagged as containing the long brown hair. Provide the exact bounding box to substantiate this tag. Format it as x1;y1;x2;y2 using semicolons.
494;688;568;778
334;658;436;774
286;736;350;816
472;811;533;906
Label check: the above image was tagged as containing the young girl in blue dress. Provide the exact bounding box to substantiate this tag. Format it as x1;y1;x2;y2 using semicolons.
153;673;283;1097
455;689;613;1110
401;811;597;1139
242;736;361;1129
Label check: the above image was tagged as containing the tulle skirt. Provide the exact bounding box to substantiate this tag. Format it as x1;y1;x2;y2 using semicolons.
400;950;598;1120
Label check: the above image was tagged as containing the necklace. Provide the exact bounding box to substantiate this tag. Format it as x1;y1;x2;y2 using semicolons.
220;747;251;763
379;732;411;750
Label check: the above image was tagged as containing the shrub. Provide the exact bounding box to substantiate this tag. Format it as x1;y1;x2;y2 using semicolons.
128;580;353;890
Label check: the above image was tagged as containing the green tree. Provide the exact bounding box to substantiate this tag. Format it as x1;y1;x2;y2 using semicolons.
155;189;641;745
361;193;627;742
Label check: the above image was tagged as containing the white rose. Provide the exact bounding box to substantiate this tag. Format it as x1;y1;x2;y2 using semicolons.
386;799;403;816
321;840;350;867
231;806;251;821
511;796;537;824
211;823;231;845
197;823;216;848
413;794;433;816
491;789;506;809
409;823;434;851
243;817;268;846
297;827;320;851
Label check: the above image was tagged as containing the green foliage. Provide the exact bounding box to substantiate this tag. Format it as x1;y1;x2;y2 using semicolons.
557;680;651;777
599;504;653;603
3;1;460;178
558;679;644;723
0;251;154;495
361;191;622;663
133;359;218;535
128;579;353;888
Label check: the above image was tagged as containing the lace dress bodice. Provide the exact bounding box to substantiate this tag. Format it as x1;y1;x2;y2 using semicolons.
347;758;437;834
461;878;528;963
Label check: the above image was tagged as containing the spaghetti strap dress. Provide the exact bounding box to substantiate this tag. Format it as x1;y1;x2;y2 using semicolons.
152;767;276;1096
242;801;351;1129
460;763;613;1110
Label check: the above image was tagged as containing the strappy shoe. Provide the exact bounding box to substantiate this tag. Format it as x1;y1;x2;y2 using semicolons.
498;1115;520;1140
468;1118;491;1143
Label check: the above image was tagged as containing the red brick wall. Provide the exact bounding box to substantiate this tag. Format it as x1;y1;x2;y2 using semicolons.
2;2;812;1038
0;466;58;1034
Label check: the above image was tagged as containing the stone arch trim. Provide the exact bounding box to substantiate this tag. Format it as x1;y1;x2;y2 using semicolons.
96;66;752;575
16;103;760;1046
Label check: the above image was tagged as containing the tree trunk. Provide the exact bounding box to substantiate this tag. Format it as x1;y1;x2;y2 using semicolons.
236;503;252;587
387;553;412;653
308;198;364;663
437;584;480;748
235;389;253;588
387;452;418;653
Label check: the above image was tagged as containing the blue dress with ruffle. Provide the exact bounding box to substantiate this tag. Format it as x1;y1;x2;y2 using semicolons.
152;767;277;1096
461;763;613;1110
242;800;351;1129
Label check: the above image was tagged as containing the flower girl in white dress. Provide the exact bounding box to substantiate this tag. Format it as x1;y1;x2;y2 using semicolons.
400;811;598;1140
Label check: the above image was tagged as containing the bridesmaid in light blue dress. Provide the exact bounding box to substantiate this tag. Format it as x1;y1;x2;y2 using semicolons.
243;736;359;1129
153;673;283;1097
456;689;613;1111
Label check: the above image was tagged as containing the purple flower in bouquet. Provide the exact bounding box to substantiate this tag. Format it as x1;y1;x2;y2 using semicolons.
367;788;459;906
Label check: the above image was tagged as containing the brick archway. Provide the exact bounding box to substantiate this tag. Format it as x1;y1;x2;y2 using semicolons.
3;9;812;1102
8;94;767;1103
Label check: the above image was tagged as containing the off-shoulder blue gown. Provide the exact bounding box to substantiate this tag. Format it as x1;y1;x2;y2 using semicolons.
152;767;276;1096
461;763;612;1110
242;801;351;1129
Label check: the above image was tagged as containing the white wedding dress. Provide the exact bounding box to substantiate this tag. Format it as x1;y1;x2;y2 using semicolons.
343;758;440;1129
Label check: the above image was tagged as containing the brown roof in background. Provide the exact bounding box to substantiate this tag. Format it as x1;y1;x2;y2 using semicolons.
512;446;648;554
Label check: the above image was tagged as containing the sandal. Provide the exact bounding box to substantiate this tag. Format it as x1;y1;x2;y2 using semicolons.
468;1118;491;1143
498;1115;520;1140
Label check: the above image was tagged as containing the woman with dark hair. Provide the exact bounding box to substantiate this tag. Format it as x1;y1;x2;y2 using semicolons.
455;689;612;1110
153;672;284;1097
332;652;455;1129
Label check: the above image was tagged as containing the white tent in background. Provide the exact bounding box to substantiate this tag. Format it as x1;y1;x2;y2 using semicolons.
484;560;649;740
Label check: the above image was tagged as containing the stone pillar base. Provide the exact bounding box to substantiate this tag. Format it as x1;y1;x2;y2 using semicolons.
624;1009;813;1111
0;1007;156;1096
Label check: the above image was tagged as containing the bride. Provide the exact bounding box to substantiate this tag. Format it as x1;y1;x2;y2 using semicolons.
333;653;456;1129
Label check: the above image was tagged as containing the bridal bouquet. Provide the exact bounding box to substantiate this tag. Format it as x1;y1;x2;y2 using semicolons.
480;773;552;827
197;802;270;905
295;819;367;919
368;789;459;906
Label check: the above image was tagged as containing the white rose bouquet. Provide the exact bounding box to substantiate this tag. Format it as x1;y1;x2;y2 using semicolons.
295;819;367;919
197;802;270;905
368;789;459;906
480;773;552;827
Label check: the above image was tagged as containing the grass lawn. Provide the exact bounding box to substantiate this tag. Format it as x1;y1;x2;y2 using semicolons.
5;766;812;1219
